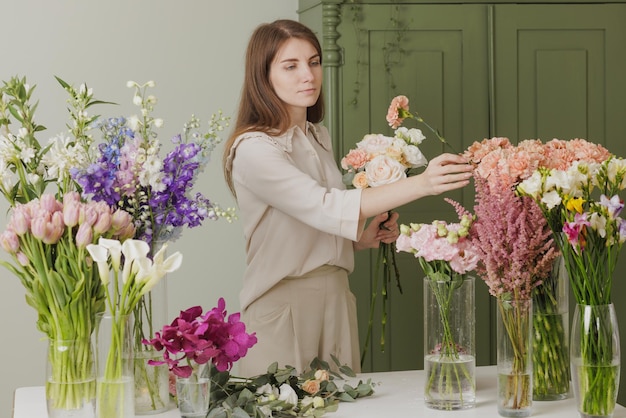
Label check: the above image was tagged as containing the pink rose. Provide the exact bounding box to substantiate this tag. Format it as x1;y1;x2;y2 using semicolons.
302;379;321;395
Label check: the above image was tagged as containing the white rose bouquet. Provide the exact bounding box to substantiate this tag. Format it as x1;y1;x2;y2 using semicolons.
340;110;430;363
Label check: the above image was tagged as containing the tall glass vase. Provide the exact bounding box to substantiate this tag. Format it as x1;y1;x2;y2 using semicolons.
133;278;170;414
497;297;533;417
571;304;620;418
46;338;96;418
423;275;476;410
532;255;570;400
95;312;135;418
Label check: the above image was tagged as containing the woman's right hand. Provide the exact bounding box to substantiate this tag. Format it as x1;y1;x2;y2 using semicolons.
421;153;473;196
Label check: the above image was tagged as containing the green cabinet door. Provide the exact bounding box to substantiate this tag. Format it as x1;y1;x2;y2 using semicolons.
335;3;492;372
493;3;626;147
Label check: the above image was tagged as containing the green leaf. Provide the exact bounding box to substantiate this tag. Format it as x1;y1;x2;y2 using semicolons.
54;76;71;90
86;99;118;107
336;392;357;402
338;364;356;377
231;407;251;418
267;361;278;374
7;103;23;123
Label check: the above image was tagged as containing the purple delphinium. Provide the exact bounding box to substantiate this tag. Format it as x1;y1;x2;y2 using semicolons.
148;139;217;243
71;117;135;207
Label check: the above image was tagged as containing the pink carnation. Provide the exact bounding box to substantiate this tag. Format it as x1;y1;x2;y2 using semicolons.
341;148;369;170
386;95;410;129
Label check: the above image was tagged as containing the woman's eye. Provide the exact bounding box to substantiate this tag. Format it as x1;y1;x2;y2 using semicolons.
310;60;321;67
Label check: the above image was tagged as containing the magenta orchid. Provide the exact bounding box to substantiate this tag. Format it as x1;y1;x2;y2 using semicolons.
144;298;257;378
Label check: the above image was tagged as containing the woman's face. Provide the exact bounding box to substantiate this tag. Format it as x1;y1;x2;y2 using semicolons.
269;37;322;121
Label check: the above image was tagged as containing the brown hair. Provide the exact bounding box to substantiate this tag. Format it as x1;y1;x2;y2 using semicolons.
222;19;325;195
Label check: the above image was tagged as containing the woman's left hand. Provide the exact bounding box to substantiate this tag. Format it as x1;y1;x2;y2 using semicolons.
356;211;400;250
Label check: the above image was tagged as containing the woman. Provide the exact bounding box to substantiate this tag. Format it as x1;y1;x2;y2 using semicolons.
223;19;472;376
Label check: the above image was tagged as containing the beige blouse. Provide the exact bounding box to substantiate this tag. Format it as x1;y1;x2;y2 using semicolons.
226;122;363;310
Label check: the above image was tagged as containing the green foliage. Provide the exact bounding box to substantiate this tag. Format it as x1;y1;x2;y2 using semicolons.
205;356;375;418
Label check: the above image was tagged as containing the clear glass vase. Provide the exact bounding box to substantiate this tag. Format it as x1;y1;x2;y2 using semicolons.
571;304;620;418
532;255;570;400
423;275;476;410
497;297;533;417
95;312;135;418
175;362;211;418
46;338;96;418
133;278;170;414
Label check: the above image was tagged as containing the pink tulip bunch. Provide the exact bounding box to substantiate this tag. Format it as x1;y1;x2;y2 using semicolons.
0;192;135;266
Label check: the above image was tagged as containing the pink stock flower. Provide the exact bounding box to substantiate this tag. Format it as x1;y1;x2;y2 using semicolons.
396;200;480;275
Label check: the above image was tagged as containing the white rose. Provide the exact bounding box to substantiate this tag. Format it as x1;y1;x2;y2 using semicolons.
395;127;426;145
357;133;394;156
278;383;298;407
403;144;428;168
365;154;407;187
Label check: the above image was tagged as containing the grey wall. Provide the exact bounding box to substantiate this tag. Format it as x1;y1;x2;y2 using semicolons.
2;1;298;416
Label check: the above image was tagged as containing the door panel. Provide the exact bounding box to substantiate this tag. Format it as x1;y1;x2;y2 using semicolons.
338;4;491;372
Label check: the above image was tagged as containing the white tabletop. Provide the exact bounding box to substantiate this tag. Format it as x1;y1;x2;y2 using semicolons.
13;366;626;417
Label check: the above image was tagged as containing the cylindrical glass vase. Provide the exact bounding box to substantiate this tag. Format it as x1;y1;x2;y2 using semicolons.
497;297;533;417
423;275;476;410
46;338;96;418
95;312;135;418
175;362;211;418
532;255;570;400
571;304;620;418
133;278;170;414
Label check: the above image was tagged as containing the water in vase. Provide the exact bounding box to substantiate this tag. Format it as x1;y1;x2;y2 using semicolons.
424;354;476;410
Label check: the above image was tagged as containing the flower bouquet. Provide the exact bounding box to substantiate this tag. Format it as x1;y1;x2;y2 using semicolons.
144;298;376;417
464;137;559;416
87;237;182;418
0;191;136;416
395;199;479;410
341;95;435;362
341;123;427;361
464;137;573;401
518;147;626;417
67;79;235;413
142;298;258;417
209;356;375;418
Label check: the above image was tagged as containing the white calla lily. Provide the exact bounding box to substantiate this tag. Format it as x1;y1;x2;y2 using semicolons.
86;243;111;285
98;238;122;272
152;243;183;275
121;239;150;283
